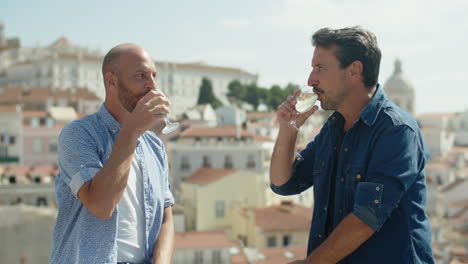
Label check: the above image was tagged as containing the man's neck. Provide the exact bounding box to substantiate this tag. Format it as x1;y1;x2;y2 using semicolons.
338;85;377;132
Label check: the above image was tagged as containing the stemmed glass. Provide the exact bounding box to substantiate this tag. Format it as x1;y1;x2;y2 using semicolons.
160;92;179;134
290;85;318;130
161;114;179;134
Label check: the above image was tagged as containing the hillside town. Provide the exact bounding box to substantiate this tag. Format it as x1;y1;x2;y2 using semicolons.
0;22;467;264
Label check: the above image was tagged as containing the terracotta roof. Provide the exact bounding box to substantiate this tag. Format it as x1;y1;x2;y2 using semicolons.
256;245;307;264
0;104;20;112
183;168;235;185
426;161;454;170
1;165;58;183
247;112;276;119
417;113;456;119
23;111;48;118
155;61;257;77
441;178;468;192
180;125;256;138
0;86;101;103
254;202;312;231
450;146;468;154
174;231;238;249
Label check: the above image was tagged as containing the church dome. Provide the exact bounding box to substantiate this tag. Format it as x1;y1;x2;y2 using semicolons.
383;59;415;94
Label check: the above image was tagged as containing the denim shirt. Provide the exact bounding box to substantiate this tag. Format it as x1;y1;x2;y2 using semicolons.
271;85;434;263
50;104;174;264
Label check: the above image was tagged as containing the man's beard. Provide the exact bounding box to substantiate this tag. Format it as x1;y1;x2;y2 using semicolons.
117;81;139;113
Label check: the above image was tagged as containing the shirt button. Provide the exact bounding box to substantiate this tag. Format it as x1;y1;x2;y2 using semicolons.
356;174;362;180
338;209;343;214
376;186;380;191
324;207;327;211
344;147;349;152
340;177;344;182
80;164;84;168
374;200;379;204
318;234;323;238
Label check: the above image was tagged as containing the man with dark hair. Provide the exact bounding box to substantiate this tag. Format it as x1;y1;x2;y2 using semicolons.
270;27;434;263
50;44;175;264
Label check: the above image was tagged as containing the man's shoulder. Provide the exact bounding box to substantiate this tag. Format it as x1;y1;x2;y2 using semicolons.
377;100;420;132
60;113;100;139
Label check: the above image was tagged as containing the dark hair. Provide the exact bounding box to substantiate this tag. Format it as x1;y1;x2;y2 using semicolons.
312;26;381;88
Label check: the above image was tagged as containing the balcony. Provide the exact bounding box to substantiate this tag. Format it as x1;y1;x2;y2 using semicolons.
0;156;20;163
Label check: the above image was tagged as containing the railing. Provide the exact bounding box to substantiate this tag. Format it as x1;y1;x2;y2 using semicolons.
0;156;19;163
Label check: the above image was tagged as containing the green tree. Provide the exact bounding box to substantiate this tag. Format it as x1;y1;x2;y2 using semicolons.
227;80;246;103
197;77;223;109
244;83;261;110
267;85;284;110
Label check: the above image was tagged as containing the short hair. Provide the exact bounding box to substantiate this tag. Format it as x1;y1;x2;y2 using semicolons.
312;26;381;88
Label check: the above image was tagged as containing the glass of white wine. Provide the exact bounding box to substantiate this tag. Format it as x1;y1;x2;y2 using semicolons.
161;114;179;134
160;92;179;134
290;85;318;130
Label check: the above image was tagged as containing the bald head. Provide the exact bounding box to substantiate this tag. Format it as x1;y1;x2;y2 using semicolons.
102;43;150;76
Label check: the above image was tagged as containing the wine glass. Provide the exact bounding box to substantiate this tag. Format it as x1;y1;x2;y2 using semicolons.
290;85;318;130
160;92;179;134
161;114;179;134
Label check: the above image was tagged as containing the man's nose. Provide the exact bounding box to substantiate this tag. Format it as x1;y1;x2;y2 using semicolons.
146;76;157;91
308;71;318;87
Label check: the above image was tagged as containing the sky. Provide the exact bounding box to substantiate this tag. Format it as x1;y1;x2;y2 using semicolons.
2;0;467;114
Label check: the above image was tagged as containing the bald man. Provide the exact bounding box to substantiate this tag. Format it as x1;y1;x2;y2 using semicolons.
50;44;175;264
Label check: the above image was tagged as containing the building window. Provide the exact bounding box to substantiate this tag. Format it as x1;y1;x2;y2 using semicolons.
283;235;291;246
9;136;15;145
0;146;7;157
212;250;222;264
215;200;225;218
49;140;58;153
194;251;203;264
267;236;277;248
224;155;233;169
246;154;256;169
181;156;190;170
203;155;211;168
8;175;16;184
30;118;40;128
32;139;42;153
46;118;55;128
37;197;48;206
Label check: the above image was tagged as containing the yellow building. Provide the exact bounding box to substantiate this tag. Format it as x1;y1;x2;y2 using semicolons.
232;201;311;249
180;167;266;238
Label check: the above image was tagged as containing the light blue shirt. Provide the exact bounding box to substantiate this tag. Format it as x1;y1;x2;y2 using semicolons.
50;104;174;264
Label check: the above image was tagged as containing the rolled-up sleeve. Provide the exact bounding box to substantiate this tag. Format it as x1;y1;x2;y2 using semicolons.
161;143;175;207
352;125;423;231
58;122;103;197
270;140;316;195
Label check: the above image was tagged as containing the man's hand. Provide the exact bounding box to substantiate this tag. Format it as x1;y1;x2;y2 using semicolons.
123;90;170;136
277;89;318;130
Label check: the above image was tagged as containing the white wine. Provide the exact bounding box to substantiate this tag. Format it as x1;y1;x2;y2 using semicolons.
295;93;318;113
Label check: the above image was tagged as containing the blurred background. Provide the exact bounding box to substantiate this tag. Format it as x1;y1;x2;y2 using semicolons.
1;0;467;263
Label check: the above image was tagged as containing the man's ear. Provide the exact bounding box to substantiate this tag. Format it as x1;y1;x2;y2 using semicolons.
104;72;116;89
349;60;363;78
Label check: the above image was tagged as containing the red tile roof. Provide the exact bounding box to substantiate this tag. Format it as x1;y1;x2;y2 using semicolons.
183;168;236;185
174;231;238;249
254;202;312;231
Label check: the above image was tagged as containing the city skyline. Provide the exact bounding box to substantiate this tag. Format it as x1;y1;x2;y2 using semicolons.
2;0;467;114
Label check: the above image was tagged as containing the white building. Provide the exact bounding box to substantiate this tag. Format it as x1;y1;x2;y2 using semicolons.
0;105;23;165
383;59;415;116
453;109;468;146
0;205;56;264
0;24;258;116
168;125;274;193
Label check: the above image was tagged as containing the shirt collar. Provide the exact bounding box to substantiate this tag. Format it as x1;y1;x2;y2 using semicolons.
97;104;122;134
359;84;386;127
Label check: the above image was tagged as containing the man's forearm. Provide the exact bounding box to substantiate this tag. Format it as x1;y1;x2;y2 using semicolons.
78;126;139;219
153;207;175;264
305;213;375;264
270;125;298;186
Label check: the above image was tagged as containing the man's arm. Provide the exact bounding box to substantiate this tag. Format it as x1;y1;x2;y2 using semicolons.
270;90;318;186
302;213;375;264
77;91;170;220
153;206;175;264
